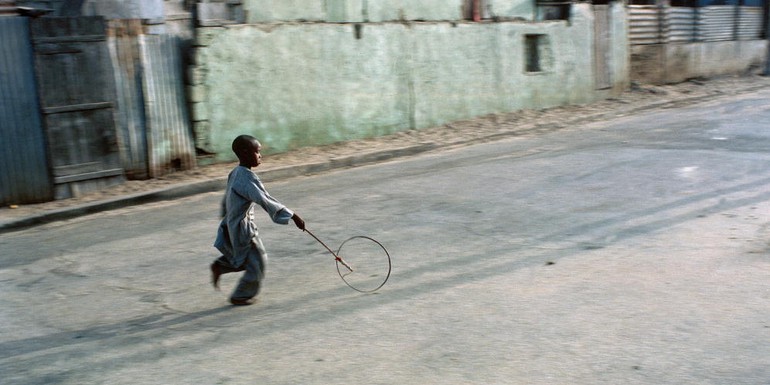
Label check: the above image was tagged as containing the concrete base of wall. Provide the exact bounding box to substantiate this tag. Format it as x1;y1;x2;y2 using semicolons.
631;40;768;85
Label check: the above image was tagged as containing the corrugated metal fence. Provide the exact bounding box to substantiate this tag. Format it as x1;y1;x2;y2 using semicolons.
699;6;738;41
109;19;148;179
629;5;765;45
735;6;765;40
108;19;195;179
139;32;196;177
669;6;697;42
629;5;665;45
0;15;196;205
0;16;52;205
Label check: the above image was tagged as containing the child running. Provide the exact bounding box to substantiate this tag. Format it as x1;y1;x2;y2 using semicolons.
210;135;305;306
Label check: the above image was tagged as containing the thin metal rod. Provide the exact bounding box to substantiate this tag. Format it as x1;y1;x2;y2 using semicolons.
304;229;354;272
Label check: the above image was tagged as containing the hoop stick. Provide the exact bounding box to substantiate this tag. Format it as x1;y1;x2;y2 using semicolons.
304;229;354;272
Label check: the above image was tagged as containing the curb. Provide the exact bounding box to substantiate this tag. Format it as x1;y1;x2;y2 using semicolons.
0;143;438;233
1;84;766;234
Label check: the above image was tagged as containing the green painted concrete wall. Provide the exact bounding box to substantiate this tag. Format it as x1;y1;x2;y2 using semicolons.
242;0;327;23
609;3;630;90
242;0;534;23
487;0;535;20
191;3;629;161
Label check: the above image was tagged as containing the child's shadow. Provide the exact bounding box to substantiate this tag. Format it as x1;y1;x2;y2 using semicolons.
0;306;233;361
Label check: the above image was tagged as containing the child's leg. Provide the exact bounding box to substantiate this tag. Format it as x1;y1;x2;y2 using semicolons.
210;254;245;290
213;255;245;273
230;238;268;302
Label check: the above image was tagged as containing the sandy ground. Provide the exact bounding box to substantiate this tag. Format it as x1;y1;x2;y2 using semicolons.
3;75;770;222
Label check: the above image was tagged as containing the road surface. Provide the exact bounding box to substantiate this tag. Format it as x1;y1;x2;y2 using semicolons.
2;90;769;385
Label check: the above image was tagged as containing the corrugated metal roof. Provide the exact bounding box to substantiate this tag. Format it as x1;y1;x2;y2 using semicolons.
0;0;18;15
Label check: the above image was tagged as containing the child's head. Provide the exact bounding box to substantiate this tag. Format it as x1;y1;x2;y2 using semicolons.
232;135;262;168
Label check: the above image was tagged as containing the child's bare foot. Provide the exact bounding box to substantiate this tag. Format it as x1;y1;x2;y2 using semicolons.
210;263;222;290
229;297;256;306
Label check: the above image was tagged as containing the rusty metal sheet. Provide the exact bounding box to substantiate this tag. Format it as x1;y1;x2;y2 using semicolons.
107;20;196;179
0;0;18;16
108;19;149;179
140;33;196;178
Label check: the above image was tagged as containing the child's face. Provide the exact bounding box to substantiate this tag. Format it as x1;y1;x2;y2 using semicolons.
241;140;262;168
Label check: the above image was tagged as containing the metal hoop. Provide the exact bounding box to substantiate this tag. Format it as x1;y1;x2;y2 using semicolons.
335;235;392;293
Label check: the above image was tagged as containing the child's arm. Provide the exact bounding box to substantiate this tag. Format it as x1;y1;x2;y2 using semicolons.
237;174;299;227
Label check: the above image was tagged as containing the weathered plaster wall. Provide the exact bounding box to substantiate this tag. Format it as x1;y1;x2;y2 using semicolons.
609;3;630;93
631;40;768;84
361;0;465;22
81;0;164;19
191;3;628;161
241;0;534;23
487;0;535;20
242;0;327;22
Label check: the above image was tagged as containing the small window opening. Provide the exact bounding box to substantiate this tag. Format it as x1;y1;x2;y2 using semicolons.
354;23;363;39
525;34;544;73
536;0;571;21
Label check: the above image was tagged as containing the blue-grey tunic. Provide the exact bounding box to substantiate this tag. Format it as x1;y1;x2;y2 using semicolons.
214;166;294;270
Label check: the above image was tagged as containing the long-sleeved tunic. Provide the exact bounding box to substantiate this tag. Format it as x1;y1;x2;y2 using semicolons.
214;166;294;268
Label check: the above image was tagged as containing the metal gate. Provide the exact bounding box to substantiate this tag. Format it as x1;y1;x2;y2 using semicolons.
0;16;53;205
30;16;124;199
594;4;613;90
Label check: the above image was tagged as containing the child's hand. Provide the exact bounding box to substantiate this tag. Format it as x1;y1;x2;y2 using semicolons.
292;213;306;231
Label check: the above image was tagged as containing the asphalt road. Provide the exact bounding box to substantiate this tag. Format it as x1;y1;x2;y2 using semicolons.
1;90;769;385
